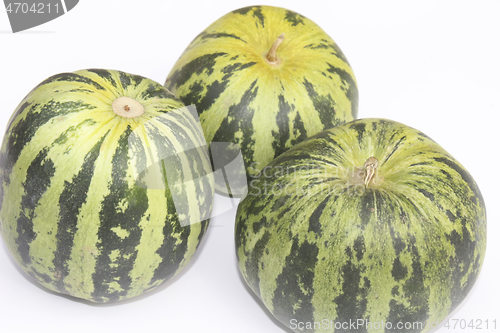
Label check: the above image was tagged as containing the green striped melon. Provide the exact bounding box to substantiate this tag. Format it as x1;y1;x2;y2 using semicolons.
0;69;214;303
165;5;358;193
235;118;486;332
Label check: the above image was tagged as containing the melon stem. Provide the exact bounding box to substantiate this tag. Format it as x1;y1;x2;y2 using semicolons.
363;157;379;187
266;33;285;64
112;96;145;118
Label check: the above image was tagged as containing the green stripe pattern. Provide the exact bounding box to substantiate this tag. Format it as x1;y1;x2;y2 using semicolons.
0;69;214;303
165;5;358;181
235;118;486;332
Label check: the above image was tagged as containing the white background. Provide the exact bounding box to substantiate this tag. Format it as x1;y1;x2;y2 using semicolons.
1;1;499;332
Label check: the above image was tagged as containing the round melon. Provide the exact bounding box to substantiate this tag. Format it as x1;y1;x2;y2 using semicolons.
235;118;486;332
165;5;358;194
0;69;214;303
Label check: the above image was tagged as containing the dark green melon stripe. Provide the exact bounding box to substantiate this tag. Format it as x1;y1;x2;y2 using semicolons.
222;62;257;74
448;222;479;311
165;53;228;91
333;246;368;328
213;79;259;171
392;256;408;281
144;122;189;183
201;32;247;43
4;101;31;140
187;61;257;117
141;82;179;101
314;130;345;154
382;193;412;284
182;72;231;117
232;6;255;16
67;88;95;94
305;42;335;51
193;163;214;220
433;157;483;205
85;69;117;88
118;72;144;91
153;111;206;154
15;147;55;265
358;190;375;228
146;118;212;220
35;72;106;91
330;41;350;65
390;215;407;255
151;108;212;276
197;220;210;244
303;78;338;129
150;186;191;285
174;103;203;134
284;9;305;26
0;101;29;212
52;135;105;293
179;81;204;112
242;228;270;299
3;101;96;188
388;237;429;327
307;194;330;237
382;136;406;164
252;7;265;27
326;63;359;118
92;127;147;302
271;95;291;154
349;121;366;145
272;237;318;325
353;235;366;262
29;267;52;286
289;110;308;147
388;179;430;323
175;61;258;116
129;128;149;190
232;6;265;27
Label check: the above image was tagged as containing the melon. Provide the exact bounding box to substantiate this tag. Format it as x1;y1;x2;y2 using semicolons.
235;118;486;332
165;5;358;194
0;69;214;302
